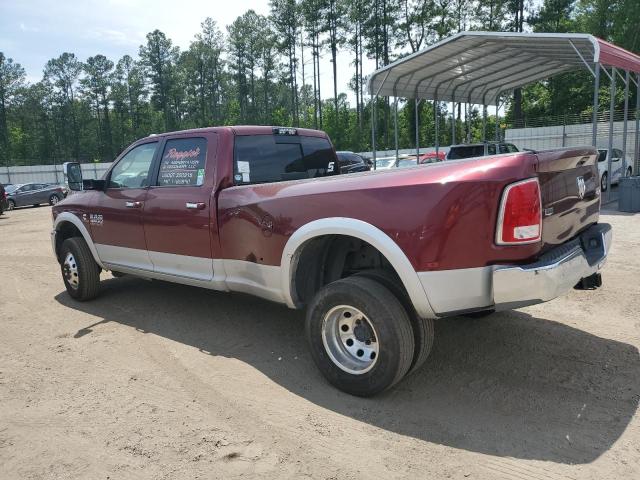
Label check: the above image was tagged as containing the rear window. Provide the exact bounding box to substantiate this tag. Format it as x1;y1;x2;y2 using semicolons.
234;134;337;184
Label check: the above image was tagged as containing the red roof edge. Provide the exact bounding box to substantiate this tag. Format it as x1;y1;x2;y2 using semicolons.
597;38;640;74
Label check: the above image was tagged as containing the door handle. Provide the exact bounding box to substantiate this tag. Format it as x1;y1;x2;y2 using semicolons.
186;202;206;210
125;201;143;208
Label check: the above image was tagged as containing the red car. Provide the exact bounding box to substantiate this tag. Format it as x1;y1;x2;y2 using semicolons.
418;150;447;164
53;126;611;396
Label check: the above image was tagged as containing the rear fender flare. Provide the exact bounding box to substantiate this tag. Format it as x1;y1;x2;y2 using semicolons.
280;217;436;319
54;212;104;269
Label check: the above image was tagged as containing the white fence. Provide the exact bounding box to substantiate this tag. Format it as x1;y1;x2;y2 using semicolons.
1;163;113;185
506;119;640;171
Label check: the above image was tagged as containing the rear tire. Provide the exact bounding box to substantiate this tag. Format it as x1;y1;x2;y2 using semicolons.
7;199;15;211
626;167;633;177
601;172;608;191
60;237;101;301
306;275;415;397
355;269;434;375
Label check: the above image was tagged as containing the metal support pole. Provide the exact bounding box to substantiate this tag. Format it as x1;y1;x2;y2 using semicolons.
435;98;439;154
482;103;487;150
451;101;456;145
622;70;630;178
371;93;377;170
467;96;472;143
606;67;616;199
394;98;399;163
592;63;600;147
495;97;500;141
415;98;420;163
635;73;640;175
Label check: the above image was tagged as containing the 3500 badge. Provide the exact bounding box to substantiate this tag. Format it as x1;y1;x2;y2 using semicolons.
82;213;104;226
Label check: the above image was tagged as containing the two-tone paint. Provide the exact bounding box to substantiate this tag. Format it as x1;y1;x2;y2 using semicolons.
52;126;605;319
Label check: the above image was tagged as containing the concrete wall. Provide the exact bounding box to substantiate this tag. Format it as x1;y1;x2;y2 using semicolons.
1;163;113;185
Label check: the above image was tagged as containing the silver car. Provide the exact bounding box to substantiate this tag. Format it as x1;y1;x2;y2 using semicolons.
5;183;66;210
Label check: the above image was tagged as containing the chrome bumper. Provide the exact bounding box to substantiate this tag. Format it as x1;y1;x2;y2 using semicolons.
493;223;612;309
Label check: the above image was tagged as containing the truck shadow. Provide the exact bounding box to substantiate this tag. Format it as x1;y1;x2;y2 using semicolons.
56;276;640;465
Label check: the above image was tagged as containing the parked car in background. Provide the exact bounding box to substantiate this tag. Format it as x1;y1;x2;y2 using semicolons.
418;150;448;164
5;183;66;210
446;142;519;160
0;183;8;215
597;148;633;191
336;151;371;173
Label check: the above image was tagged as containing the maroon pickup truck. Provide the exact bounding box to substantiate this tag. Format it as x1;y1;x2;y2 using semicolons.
53;126;611;396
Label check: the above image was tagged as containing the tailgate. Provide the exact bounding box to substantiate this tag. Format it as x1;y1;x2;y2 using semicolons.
536;147;601;250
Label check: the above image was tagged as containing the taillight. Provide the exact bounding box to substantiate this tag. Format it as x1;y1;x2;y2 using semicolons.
496;178;542;245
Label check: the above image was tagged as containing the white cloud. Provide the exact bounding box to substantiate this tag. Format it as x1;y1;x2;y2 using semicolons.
84;28;142;47
19;22;40;32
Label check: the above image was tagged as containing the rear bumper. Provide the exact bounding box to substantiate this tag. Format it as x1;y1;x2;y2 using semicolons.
417;223;612;316
492;223;611;309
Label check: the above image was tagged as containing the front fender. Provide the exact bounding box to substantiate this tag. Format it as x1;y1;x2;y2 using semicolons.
53;212;104;269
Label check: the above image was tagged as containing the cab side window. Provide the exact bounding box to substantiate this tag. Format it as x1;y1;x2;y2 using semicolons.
109;142;158;189
157;137;208;186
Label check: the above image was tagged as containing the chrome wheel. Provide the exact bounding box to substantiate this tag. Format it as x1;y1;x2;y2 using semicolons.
50;195;59;205
7;200;15;211
321;305;379;375
63;252;79;289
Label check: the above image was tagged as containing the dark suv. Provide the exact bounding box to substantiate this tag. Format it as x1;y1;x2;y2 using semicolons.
336;151;371;173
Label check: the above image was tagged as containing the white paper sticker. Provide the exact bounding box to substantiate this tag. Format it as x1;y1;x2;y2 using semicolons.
237;161;250;173
242;172;250;182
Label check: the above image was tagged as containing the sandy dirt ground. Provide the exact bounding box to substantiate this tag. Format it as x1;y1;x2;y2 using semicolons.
0;205;639;480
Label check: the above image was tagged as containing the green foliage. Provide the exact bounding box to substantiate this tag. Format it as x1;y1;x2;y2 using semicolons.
0;0;638;167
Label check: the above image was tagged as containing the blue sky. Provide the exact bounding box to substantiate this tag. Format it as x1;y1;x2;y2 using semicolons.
0;0;373;102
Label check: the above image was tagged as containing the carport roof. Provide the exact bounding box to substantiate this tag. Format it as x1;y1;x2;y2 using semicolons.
368;31;640;104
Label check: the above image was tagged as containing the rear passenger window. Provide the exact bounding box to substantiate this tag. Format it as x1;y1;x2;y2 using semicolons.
157;137;207;186
233;134;338;184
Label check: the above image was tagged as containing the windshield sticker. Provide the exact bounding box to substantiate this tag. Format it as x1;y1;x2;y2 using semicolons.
237;161;250;173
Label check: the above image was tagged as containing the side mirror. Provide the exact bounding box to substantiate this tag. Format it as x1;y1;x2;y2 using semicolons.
63;162;83;191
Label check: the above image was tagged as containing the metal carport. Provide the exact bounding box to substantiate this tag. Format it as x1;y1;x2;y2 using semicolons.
368;31;640;199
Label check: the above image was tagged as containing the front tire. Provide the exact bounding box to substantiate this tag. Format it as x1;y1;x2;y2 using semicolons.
306;276;415;397
60;237;101;301
626;167;633;177
601;172;608;191
49;194;61;205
